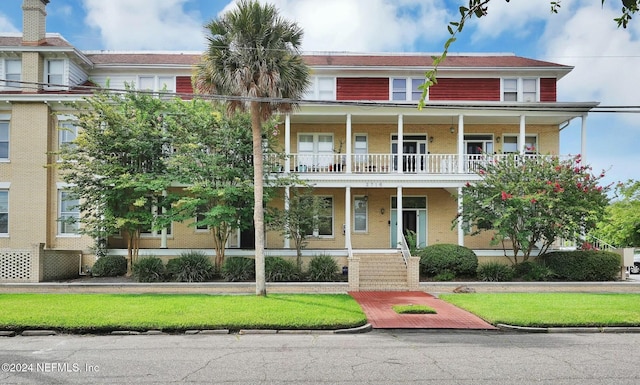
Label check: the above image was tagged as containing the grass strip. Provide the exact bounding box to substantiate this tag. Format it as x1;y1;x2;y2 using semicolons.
0;293;367;332
392;304;437;314
440;293;640;327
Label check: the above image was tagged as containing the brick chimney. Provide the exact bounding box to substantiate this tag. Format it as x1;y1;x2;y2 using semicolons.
22;0;49;46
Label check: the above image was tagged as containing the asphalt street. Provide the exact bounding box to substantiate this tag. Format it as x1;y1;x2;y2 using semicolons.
1;331;639;384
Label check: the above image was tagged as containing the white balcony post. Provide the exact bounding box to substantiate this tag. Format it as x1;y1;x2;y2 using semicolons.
284;114;291;174
457;187;464;246
346;113;352;173
396;186;403;249
284;186;290;249
457;114;464;173
519;114;526;154
581;114;587;162
345;186;351;249
397;114;403;174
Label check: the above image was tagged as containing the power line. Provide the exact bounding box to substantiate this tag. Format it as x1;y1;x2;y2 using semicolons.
2;78;640;113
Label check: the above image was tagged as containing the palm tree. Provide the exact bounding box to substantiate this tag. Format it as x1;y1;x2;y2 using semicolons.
194;0;310;295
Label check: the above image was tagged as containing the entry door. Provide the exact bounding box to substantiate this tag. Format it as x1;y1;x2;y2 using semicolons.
402;210;417;238
390;208;427;248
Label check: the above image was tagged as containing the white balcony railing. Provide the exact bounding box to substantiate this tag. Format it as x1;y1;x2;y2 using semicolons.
266;153;572;175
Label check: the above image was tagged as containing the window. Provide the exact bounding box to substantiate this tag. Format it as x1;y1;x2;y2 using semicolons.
0;190;7;234
502;135;538;154
0;121;8;160
137;75;175;95
4;59;21;89
297;133;334;170
58;121;78;152
195;211;209;231
354;134;368;167
502;78;538;102
46;59;64;87
301;195;333;237
391;77;425;101
140;199;172;237
304;76;335;100
58;191;79;235
354;196;368;232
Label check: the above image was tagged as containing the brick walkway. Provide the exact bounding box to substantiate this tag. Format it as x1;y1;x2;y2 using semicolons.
349;291;498;330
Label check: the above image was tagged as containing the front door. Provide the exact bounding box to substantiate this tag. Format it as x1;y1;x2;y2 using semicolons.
240;226;255;249
390;197;427;249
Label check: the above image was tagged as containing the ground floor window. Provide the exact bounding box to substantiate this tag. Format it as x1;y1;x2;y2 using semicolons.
58;190;79;235
302;196;333;237
0;190;7;234
354;196;368;232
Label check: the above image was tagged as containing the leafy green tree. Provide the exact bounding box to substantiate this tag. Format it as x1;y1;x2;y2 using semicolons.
194;0;310;295
56;88;172;271
267;188;330;270
594;180;640;247
456;154;610;264
420;0;640;107
162;99;270;269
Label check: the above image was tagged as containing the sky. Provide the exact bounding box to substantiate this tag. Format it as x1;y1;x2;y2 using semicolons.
0;0;638;189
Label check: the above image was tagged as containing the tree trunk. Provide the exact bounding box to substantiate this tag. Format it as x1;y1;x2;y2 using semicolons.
251;102;266;296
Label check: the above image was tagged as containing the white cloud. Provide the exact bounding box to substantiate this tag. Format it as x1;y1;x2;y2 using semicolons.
82;0;206;50
0;13;19;33
222;0;452;53
468;0;553;41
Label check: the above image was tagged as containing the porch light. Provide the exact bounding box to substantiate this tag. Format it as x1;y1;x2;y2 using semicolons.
429;136;434;143
449;126;455;134
380;208;385;215
496;136;501;143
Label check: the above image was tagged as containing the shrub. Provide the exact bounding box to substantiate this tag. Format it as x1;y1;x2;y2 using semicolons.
514;261;555;282
165;251;216;282
307;255;339;282
91;255;127;277
433;271;456;281
477;262;514;282
265;257;300;282
418;244;478;278
538;250;621;281
132;256;165;282
221;257;255;282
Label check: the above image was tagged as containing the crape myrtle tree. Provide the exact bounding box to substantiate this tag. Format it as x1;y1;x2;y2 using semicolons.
56;87;173;272
160;99;283;269
194;0;310;295
267;187;331;270
594;179;640;247
455;154;610;265
419;0;640;107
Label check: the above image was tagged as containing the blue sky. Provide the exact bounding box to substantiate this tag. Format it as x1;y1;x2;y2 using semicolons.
1;0;639;188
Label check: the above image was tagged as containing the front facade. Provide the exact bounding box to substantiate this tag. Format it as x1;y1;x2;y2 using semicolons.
0;1;597;284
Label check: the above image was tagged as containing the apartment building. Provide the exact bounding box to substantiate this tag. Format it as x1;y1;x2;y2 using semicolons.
0;0;597;286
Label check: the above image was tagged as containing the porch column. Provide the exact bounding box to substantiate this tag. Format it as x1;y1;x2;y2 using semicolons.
344;186;351;249
457;114;464;173
519;115;526;154
284;186;290;249
457;187;464;246
581;114;587;162
345;113;352;173
160;190;167;248
284;114;291;174
396;186;403;249
397;114;403;174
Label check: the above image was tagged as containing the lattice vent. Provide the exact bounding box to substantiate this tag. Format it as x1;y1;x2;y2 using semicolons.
0;250;32;281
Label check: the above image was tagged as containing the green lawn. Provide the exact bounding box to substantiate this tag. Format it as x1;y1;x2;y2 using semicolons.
0;294;367;332
440;293;640;327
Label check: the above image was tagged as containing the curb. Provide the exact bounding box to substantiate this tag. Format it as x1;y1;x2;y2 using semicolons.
497;324;640;333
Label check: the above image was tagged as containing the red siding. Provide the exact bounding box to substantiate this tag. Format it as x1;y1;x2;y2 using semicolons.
176;76;193;99
429;78;500;101
540;78;556;102
336;78;388;100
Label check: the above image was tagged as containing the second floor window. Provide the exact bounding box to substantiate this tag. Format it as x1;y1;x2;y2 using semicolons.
138;76;175;95
59;121;78;152
391;77;425;101
0;121;8;160
502;78;538;102
4;59;21;89
502;135;538;154
304;76;335;100
46;59;64;87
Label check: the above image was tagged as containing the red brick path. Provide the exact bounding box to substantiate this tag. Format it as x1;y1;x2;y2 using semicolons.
349;291;498;330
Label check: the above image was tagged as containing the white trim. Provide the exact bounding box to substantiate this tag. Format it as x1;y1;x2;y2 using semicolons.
0;182;10;189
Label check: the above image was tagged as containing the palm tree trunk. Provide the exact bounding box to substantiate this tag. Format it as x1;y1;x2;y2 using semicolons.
251;102;266;296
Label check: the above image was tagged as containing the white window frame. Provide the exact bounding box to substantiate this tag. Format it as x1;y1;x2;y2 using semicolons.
353;195;368;233
137;75;176;95
195;212;209;232
58;190;80;236
0;189;7;235
304;76;335;100
0;119;9;161
304;196;334;238
140;200;173;238
3;59;21;89
501;78;539;102
58;119;78;152
297;133;334;171
45;59;65;89
501;134;538;154
390;77;426;101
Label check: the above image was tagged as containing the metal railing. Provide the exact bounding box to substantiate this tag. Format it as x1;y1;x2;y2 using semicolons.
399;233;411;267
